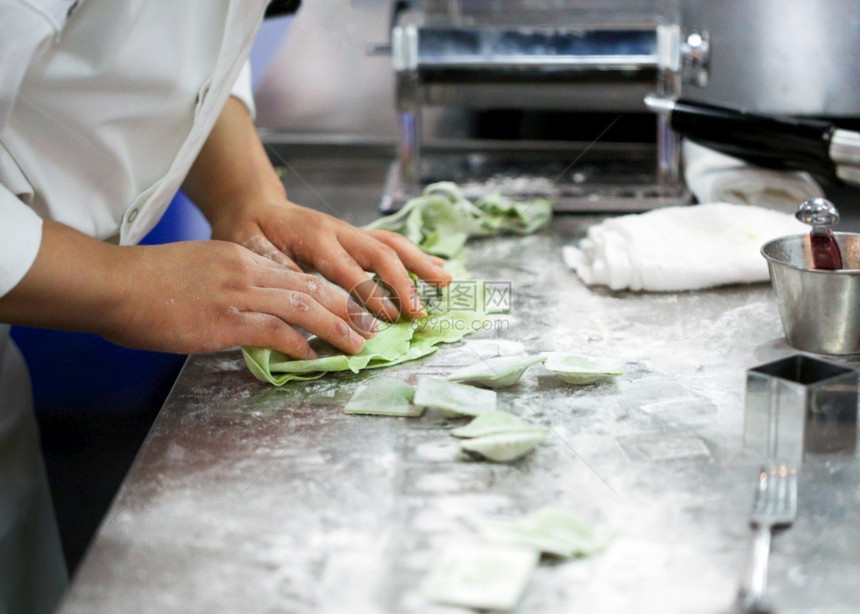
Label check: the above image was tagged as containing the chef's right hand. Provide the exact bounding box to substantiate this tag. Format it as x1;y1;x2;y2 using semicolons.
0;221;375;359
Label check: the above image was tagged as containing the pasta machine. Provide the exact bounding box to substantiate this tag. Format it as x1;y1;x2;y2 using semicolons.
379;0;709;212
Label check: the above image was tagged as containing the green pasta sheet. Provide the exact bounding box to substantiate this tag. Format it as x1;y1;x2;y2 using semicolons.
243;308;491;386
365;181;553;258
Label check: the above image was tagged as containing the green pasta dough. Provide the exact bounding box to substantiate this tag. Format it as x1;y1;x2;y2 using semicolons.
365;181;553;258
243;310;488;386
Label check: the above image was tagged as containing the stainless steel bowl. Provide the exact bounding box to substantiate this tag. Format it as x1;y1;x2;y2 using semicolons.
761;233;860;354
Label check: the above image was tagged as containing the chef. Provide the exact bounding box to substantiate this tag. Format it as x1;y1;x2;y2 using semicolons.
0;1;448;611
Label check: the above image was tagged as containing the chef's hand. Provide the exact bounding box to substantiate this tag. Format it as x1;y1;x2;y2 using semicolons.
184;96;451;326
110;238;388;358
207;201;451;322
0;221;380;359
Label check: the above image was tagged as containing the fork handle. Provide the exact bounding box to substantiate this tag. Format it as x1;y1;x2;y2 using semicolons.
737;525;773;613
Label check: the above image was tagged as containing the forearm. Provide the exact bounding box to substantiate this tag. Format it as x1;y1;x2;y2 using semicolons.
0;220;128;336
0;219;369;356
182;96;287;235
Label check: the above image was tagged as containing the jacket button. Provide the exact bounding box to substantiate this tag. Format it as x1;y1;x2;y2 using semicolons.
127;207;139;223
196;85;210;106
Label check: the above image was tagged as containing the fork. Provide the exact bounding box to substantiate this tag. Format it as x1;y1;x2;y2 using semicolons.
735;462;799;614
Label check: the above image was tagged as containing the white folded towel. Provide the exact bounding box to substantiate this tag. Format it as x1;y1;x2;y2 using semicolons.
563;203;808;292
683;141;824;213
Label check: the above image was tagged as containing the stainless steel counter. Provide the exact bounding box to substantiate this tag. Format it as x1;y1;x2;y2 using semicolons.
59;153;860;613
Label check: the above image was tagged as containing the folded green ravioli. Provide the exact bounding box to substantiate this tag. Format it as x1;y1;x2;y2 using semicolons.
468;506;612;558
344;379;420;417
541;352;624;385
460;430;549;462
421;541;539;611
449;410;545;438
413;376;497;417
447;355;547;388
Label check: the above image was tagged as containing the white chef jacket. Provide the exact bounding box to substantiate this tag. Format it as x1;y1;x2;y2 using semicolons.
0;1;269;611
0;0;267;297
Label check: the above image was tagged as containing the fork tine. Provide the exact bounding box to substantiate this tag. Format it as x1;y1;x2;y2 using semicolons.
785;466;798;516
775;465;788;515
751;466;769;519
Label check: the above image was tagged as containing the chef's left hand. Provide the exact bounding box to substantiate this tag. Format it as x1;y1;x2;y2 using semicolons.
208;200;451;322
183;97;450;323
